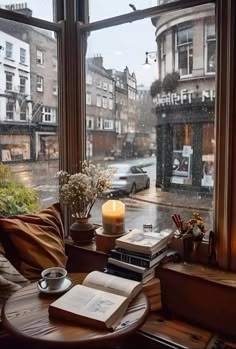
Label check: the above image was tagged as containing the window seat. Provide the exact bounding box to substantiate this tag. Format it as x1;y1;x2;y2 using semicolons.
156;262;236;338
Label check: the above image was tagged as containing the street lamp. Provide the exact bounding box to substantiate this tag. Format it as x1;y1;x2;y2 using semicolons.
143;51;158;68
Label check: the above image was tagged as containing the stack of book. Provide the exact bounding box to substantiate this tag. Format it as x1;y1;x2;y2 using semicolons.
105;228;174;284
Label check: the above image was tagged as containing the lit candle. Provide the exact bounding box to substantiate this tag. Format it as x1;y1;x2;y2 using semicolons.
102;200;125;235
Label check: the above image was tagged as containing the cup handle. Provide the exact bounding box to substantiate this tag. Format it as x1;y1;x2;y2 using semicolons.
38;278;48;289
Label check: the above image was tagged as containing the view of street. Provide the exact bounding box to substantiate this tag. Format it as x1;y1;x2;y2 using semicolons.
10;157;213;233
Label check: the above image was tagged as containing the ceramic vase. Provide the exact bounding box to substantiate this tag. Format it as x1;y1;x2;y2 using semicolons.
70;215;95;244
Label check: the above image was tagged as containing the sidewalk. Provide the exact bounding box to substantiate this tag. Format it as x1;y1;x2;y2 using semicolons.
131;187;213;211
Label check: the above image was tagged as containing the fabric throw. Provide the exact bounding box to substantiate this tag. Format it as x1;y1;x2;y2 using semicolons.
0;203;67;281
0;252;30;314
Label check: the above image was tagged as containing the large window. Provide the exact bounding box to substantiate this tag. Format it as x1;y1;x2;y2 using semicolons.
1;0;236;271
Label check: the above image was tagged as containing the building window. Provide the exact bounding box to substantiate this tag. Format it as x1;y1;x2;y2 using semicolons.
6;73;13;91
6;101;14;120
97;117;103;129
86;74;92;85
86;92;92;105
103;82;108;90
36;49;44;65
53;57;57;71
36;76;44;92
109;98;113;110
19;77;26;94
5;41;13;59
97;80;102;88
53;81;58;95
102;96;107;108
97;95;101;107
177;27;193;77
161;34;166;78
20;48;26;64
109;84;113;93
20;102;27;121
206;23;216;73
86;117;94;129
104;120;113;130
42;107;56;123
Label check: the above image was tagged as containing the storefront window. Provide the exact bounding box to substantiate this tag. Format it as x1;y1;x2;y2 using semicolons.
0;135;30;161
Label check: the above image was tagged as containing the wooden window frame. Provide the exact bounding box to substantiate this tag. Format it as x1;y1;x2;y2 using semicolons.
1;0;236;270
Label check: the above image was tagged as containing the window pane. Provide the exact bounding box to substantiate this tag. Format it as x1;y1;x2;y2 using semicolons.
86;3;215;235
0;1;54;22
0;18;59;212
89;0;179;22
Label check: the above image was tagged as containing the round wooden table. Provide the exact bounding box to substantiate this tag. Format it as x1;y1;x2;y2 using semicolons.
2;273;149;348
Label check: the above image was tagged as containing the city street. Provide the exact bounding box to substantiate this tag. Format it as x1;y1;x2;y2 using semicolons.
10;157;213;233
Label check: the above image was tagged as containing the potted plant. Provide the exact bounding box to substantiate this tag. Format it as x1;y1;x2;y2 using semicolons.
56;161;115;244
0;163;41;216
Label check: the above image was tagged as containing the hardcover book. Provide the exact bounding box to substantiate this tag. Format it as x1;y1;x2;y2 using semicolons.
115;228;174;254
110;248;168;268
107;257;157;276
48;271;142;330
105;266;156;284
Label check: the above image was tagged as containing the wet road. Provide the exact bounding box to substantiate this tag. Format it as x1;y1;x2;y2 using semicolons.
10;158;213;233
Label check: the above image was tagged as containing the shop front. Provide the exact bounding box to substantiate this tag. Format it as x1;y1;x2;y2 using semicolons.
155;89;215;192
35;132;59;161
0;133;32;162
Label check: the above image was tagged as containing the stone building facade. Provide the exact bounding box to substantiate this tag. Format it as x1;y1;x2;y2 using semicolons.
0;5;58;162
152;2;215;192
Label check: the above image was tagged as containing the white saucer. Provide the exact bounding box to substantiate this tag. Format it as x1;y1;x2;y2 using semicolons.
37;276;73;294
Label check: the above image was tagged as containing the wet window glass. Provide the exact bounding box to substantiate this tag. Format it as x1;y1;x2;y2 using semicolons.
0;3;58;215
86;3;215;235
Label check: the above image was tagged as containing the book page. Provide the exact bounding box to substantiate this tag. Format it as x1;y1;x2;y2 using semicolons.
50;284;127;324
82;271;142;301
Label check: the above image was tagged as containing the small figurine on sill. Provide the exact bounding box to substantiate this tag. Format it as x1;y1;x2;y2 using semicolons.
172;212;208;263
172;212;207;242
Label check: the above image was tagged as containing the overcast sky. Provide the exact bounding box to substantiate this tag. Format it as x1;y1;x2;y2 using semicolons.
0;0;158;87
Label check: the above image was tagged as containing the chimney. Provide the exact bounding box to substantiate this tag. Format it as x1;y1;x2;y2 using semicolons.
5;3;33;17
92;55;103;67
14;7;33;17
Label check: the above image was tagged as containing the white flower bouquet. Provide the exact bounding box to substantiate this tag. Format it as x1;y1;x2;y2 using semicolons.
56;161;115;218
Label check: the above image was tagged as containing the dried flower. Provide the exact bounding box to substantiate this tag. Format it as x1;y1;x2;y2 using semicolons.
56;161;116;218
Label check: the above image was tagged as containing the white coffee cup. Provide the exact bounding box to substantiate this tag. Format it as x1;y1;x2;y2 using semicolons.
38;267;67;290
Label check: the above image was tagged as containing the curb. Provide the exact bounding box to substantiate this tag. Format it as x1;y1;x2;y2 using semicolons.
130;195;212;212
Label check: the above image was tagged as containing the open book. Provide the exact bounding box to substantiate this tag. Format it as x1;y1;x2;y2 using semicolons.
48;271;142;330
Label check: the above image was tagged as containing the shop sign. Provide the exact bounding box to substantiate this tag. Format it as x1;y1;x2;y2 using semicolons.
154;89;215;107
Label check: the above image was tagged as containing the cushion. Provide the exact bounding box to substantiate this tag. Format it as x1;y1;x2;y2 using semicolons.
0;249;30;314
0;203;67;281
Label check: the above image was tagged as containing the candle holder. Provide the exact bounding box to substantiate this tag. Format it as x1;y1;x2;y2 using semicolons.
95;200;127;253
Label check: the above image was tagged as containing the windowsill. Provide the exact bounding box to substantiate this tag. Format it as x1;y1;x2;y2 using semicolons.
4;57;15;62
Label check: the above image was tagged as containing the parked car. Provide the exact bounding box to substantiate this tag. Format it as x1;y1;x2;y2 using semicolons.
108;164;150;195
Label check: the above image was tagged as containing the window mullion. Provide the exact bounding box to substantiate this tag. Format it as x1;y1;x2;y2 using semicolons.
215;0;236;270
